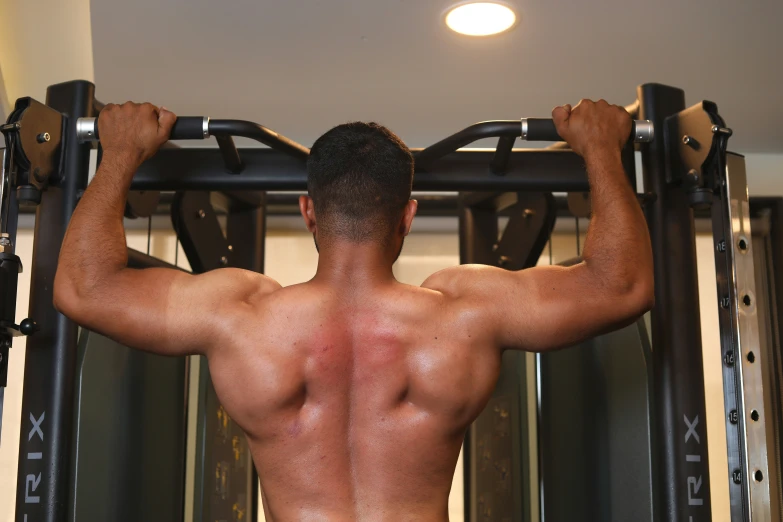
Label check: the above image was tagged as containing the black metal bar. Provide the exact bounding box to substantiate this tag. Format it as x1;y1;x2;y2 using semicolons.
215;136;243;174
639;83;712;521
227;194;266;274
490;136;516;175
171;192;233;273
133;148;589;192
208;120;310;160
16;80;95;522
19;191;584;219
414;121;520;171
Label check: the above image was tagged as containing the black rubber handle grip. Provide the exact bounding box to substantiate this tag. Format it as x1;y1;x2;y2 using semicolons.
76;116;208;142
522;118;653;143
525;119;560;141
168;117;207;140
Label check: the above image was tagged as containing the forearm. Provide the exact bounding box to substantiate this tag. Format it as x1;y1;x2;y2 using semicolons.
57;153;138;295
581;150;653;292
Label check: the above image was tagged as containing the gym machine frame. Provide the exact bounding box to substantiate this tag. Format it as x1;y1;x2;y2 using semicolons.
0;80;769;522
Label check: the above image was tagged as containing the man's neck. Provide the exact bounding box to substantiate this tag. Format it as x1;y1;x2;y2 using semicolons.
313;240;397;287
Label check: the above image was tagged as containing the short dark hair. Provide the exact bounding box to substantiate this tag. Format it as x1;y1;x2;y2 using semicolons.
307;122;414;243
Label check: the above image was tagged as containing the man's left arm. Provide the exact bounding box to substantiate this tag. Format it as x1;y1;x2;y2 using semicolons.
53;102;280;356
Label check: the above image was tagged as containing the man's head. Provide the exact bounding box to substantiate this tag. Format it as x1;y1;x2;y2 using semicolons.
300;122;417;254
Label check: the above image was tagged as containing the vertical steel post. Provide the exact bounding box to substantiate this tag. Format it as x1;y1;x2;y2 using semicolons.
15;80;95;522
639;83;712;521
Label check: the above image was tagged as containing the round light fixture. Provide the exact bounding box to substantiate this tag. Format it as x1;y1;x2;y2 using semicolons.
445;2;518;37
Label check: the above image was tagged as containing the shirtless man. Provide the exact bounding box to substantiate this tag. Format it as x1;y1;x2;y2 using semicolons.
53;99;653;521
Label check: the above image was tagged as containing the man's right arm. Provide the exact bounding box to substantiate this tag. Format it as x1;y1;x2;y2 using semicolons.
422;99;654;352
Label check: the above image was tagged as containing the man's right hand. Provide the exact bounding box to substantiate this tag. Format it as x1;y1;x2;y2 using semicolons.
551;99;631;162
97;102;177;167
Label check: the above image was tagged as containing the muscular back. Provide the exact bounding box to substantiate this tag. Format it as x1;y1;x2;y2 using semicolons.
207;280;502;521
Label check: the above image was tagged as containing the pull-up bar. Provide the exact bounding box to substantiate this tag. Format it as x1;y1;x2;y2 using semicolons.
77;117;310;159
77;115;652;192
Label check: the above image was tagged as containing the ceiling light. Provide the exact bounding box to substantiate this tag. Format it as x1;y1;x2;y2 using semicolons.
445;2;518;37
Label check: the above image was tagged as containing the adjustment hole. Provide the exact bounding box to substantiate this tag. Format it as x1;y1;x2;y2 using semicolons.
743;295;752;307
739;237;748;251
748;352;756;364
751;410;760;422
755;470;764;482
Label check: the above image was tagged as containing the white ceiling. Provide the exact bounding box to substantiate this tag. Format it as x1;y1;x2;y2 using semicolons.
91;0;783;152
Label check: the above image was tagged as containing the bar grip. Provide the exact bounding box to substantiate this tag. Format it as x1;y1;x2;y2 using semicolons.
76;116;210;142
520;118;654;143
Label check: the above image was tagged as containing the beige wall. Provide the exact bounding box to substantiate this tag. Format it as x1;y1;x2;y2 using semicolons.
0;230;33;522
0;0;94;107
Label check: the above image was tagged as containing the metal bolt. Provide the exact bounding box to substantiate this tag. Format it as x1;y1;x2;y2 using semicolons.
498;255;511;267
682;135;692;145
197;209;206;219
227;245;233;252
721;296;730;309
220;256;228;266
492;243;499;252
522;209;535;218
712;125;733;136
733;470;742;484
729;410;738;424
37;132;51;143
717;240;726;253
724;351;735;366
0;233;11;253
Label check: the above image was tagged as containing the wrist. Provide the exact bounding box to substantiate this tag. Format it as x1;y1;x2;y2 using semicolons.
100;149;142;171
583;147;622;168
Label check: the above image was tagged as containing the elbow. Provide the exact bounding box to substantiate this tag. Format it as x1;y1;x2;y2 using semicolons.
53;270;88;323
629;275;655;316
589;260;654;321
618;269;655;318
